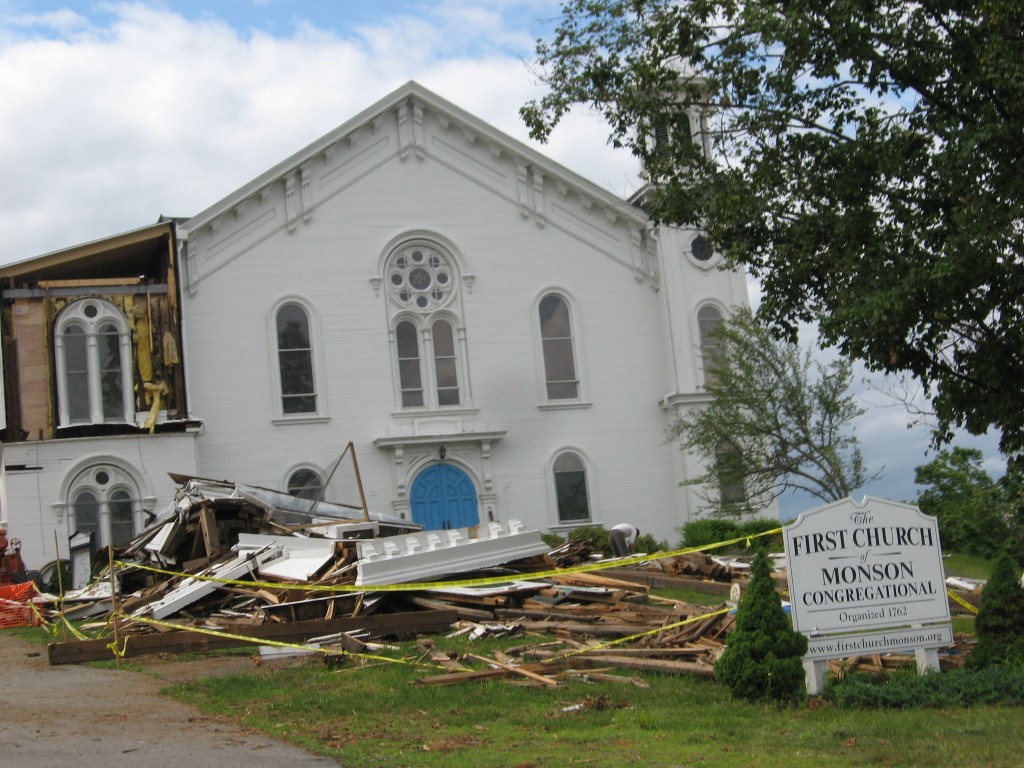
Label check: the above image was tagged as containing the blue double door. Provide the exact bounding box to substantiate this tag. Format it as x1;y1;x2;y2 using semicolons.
410;464;479;531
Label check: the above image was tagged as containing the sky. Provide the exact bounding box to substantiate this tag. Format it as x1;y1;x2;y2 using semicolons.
0;0;1004;518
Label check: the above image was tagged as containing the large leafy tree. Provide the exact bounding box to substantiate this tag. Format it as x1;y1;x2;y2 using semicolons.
669;308;876;516
523;0;1024;453
915;447;1024;560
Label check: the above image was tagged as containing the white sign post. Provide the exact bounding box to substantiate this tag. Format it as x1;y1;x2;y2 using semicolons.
784;497;951;694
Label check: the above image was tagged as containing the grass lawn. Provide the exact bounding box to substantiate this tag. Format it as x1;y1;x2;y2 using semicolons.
163;638;1023;768
942;553;994;580
11;550;1013;767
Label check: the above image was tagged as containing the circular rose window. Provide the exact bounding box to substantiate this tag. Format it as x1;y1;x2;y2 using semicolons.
387;246;455;311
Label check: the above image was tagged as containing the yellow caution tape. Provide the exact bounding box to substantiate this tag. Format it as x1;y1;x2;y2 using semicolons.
947;589;979;615
113;527;781;594
106;635;129;659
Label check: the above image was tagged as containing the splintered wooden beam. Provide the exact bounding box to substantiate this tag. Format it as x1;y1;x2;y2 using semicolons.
574;655;717;678
47;609;457;665
466;653;560;687
414;659;571;686
198;506;222;559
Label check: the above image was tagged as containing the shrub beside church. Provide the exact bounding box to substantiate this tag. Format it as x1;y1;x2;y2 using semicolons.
716;551;808;704
969;554;1024;669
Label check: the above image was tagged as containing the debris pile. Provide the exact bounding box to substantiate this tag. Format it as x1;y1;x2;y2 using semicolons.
42;476;971;680
42;474;741;672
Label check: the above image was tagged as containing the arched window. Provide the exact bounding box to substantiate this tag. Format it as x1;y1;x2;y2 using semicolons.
54;299;133;426
73;490;100;551
276;303;316;414
287;468;324;501
384;239;470;411
697;305;724;385
396;320;424;407
432;319;460;406
109;488;135;546
539;294;579;400
67;464;141;552
553;452;591;524
716;441;748;506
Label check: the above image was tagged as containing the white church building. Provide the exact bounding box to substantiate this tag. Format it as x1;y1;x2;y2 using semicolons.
1;81;750;570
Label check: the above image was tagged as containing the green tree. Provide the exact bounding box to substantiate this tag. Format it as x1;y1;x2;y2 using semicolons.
716;551;808;704
914;447;1019;558
995;457;1024;563
523;0;1024;454
969;554;1024;670
669;308;876;517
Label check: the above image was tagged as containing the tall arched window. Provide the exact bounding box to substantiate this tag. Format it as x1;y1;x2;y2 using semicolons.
539;294;579;400
73;490;100;552
553;452;591;524
432;319;460;406
697;305;724;385
276;303;316;414
109;488;135;546
396;320;424;407
54;299;133;426
716;440;748;506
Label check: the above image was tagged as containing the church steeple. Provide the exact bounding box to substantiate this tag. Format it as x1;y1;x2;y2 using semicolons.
632;60;711;211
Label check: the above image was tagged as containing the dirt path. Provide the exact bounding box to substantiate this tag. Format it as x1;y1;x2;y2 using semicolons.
0;632;339;767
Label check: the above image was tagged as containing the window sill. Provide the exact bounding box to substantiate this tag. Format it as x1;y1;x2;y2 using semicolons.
537;401;592;411
271;415;331;426
390;407;480;419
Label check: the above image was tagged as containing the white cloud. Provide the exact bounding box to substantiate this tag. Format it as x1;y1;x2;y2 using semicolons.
0;2;636;262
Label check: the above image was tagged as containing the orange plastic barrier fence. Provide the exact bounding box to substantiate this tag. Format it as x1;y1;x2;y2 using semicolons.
0;581;41;629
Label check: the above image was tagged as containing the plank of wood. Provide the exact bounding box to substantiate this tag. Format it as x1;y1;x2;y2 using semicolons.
417;639;470;672
198;506;222;559
466;653;560;687
601;567;732;595
406;595;496;621
575;654;717;678
47;609;457;665
414;659;569;686
549;572;650;592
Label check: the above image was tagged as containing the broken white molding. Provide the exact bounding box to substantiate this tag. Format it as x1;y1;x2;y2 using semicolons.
354;519;549;586
135;546;278;620
307;520;379;539
237;533;337;581
946;576;984;591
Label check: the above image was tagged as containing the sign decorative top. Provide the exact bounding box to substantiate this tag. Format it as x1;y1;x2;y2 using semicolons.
784;497;950;635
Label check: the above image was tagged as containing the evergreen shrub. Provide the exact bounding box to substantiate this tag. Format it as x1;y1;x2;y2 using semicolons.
715;551;808;704
969;553;1024;669
826;666;1024;708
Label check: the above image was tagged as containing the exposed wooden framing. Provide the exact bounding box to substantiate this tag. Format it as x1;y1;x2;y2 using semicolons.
198;506;222;559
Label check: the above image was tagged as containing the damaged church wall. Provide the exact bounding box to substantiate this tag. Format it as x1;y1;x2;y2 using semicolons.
0;222;199;568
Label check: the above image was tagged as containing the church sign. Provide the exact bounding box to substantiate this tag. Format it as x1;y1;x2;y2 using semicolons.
784;497;951;662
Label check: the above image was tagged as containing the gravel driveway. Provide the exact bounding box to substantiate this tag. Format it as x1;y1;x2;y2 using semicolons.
0;632;339;767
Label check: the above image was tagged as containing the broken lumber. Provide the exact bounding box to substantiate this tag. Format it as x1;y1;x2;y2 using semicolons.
47;609;457;664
